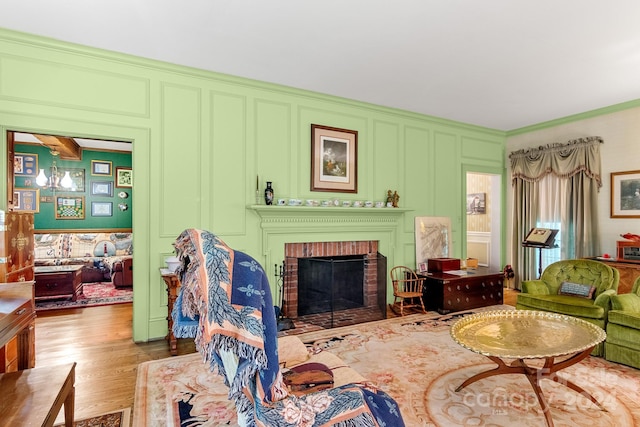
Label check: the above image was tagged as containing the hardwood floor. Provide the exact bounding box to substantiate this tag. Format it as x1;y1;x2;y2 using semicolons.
35;289;519;424
35;303;195;423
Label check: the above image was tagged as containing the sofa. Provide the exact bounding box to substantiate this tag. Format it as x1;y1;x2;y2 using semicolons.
605;276;640;369
516;259;619;356
34;232;133;287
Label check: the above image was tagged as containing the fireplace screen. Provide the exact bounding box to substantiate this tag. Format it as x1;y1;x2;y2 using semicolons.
298;255;365;316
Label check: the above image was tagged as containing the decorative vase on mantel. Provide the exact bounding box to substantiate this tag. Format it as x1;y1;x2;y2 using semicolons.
264;181;274;205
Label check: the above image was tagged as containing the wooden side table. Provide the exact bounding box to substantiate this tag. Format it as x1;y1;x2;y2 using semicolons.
0;362;76;426
160;269;180;356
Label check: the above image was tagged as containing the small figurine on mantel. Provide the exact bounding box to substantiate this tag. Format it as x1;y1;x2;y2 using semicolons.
392;191;400;208
386;190;393;205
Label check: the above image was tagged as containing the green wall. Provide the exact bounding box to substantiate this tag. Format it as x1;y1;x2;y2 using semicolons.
0;28;506;342
15;143;132;230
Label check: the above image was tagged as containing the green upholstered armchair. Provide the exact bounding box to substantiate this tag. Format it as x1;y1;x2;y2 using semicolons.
605;277;640;369
516;259;619;356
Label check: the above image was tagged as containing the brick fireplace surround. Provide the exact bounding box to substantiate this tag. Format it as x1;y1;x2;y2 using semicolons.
283;240;380;319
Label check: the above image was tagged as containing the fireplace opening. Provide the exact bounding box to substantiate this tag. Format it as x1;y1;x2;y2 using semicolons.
282;240;387;330
297;255;365;316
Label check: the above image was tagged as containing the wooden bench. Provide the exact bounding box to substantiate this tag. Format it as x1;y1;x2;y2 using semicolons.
0;362;76;426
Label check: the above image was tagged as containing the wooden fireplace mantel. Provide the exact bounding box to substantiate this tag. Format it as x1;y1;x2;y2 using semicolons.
249;205;411;225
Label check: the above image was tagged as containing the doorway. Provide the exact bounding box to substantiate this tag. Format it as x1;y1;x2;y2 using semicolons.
465;172;502;270
7;130;133;308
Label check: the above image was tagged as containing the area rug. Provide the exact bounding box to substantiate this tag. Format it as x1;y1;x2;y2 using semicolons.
133;307;640;426
36;282;133;311
54;407;131;427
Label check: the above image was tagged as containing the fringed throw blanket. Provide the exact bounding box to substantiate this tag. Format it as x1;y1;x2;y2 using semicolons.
173;229;405;427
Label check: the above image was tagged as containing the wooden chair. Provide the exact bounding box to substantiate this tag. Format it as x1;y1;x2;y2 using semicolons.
390;266;426;316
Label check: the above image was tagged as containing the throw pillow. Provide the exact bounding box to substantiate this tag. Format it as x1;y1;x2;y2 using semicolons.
558;281;596;299
277;336;310;367
611;293;640;312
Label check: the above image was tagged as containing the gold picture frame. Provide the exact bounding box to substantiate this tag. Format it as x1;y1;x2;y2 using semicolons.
13;188;40;212
310;124;357;193
55;196;85;219
611;170;640;218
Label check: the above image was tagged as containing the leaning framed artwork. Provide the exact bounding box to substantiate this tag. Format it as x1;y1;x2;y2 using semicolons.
414;216;452;270
310;124;358;193
611;170;640;218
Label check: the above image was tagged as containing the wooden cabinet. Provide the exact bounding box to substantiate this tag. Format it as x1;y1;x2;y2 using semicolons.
590;259;640;294
0;212;35;282
0;281;36;373
419;268;503;314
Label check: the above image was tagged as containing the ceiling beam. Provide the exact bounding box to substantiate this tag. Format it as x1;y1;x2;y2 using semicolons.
33;134;82;160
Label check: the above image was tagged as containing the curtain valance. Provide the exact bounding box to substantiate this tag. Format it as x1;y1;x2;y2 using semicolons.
509;136;603;188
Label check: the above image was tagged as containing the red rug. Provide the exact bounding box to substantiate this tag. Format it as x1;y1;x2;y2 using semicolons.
35;282;133;311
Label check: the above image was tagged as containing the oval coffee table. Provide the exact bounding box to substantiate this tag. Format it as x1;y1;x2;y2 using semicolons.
451;310;607;427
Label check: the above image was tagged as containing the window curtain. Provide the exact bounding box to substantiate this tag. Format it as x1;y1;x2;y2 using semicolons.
509;136;603;288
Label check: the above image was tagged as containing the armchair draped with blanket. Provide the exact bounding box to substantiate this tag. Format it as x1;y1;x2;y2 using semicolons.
172;229;405;427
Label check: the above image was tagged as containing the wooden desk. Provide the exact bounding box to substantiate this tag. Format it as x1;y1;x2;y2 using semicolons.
419;267;503;314
0;281;36;372
0;362;76;427
160;269;180;356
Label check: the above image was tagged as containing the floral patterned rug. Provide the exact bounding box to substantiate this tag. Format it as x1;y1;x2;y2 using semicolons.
35;282;133;311
133;307;640;426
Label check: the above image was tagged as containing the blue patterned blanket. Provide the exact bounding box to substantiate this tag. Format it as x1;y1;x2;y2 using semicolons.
172;229;405;426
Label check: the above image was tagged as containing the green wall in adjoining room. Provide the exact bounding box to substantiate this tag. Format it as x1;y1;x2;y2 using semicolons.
15;143;132;230
0;27;506;342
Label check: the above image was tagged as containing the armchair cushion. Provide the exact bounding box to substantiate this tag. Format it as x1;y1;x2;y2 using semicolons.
608;310;640;331
516;293;605;319
611;293;640;312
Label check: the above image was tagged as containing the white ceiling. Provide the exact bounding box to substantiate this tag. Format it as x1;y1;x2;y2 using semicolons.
2;1;640;131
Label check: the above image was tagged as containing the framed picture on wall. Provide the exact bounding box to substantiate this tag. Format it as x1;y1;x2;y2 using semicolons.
466;192;486;214
91;160;113;176
55;196;85;219
116;167;132;188
65;168;86;192
14;153;38;177
611;170;640;218
91;181;113;197
310;124;358;193
91;201;113;217
13;188;40;212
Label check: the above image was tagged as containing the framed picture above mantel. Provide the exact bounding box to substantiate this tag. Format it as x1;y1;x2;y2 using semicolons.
310;124;358;193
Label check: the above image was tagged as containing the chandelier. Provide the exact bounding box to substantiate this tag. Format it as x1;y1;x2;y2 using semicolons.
35;149;73;190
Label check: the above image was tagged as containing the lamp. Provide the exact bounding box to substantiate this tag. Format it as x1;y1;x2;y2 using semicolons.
36;149;73;190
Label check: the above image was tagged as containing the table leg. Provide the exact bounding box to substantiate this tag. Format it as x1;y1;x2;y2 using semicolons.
64;385;75;427
455;347;604;427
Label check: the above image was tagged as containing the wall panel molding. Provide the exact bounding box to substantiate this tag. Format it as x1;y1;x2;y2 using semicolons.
0;54;150;117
